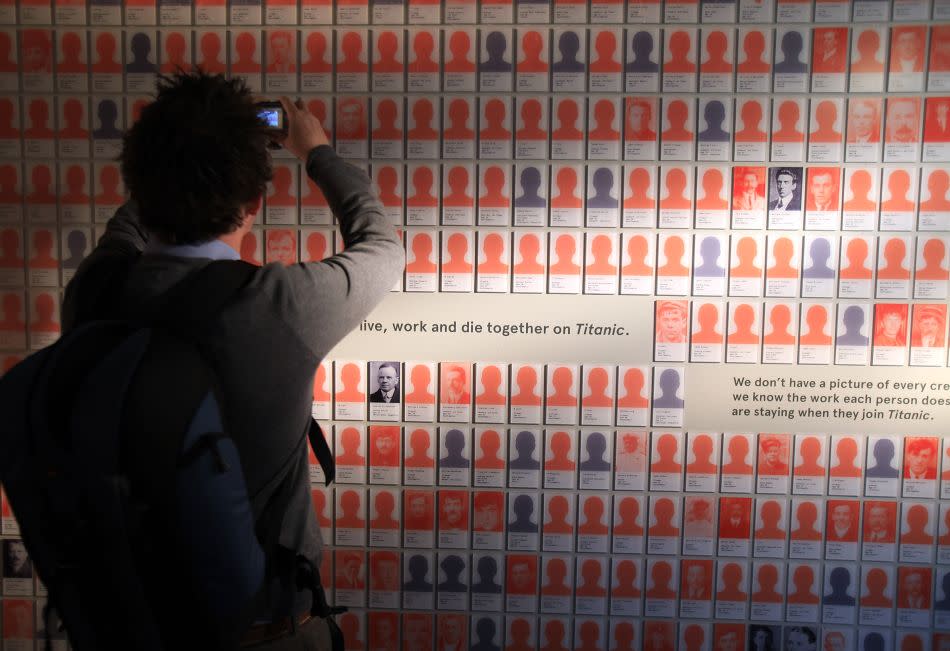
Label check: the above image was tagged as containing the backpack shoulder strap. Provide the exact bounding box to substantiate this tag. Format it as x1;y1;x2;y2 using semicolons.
123;258;258;502
151;259;259;336
64;253;143;328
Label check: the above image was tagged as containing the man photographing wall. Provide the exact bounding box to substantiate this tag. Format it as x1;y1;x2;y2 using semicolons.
61;72;404;648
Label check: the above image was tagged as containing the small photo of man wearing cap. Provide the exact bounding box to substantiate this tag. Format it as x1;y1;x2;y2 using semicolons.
655;300;688;343
911;304;947;348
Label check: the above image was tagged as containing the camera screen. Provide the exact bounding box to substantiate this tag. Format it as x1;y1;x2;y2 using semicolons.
258;109;282;128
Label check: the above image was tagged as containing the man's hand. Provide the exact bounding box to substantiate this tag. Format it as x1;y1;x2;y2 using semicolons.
278;96;330;161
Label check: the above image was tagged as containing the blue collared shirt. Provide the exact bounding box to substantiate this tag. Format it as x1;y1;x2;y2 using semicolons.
145;237;241;261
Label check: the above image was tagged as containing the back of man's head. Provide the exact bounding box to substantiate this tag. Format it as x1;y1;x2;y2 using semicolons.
121;71;273;244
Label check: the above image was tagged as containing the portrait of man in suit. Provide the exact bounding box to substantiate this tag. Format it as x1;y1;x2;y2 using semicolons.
897;568;930;610
719;498;751;539
733;167;766;211
682;560;712;600
370;361;400;403
904;437;937;480
442;364;471;405
2;540;31;579
925;98;950;142
813;28;847;73
826;501;858;542
768;168;802;211
885;98;920;144
862;501;896;543
911;305;946;348
438;614;467;651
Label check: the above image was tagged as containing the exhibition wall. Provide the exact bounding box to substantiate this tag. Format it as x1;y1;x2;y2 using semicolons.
2;0;950;648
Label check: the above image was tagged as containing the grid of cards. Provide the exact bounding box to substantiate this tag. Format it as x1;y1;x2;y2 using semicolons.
2;0;950;649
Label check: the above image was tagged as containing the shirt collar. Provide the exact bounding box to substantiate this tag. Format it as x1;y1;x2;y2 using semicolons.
145;237;241;261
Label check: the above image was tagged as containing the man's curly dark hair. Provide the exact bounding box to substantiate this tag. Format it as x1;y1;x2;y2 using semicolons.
120;71;273;244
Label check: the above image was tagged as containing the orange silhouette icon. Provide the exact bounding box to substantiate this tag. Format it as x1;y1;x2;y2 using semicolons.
916;238;949;281
686;435;717;474
648;498;680;537
514;234;544;275
301;31;331;73
622;235;653;277
800;305;832;345
372;99;402;141
729;304;759;345
877;238;909;280
407;167;438;208
443;167;474;208
552;100;583;141
511;365;541;406
751;565;783;603
614;498;644;536
336;364;366;403
586;236;617;276
550;235;580;275
444;31;475;73
516;99;546;141
405;429;434;467
408;99;439;141
701;31;732;74
882;171;915;212
764;305;795;345
787;566;819;605
336;490;365;529
664;31;695;73
480;99;511;141
658;236;689;277
772;101;804;143
405;365;435;405
336;427;365;466
618;367;649;408
920;170;950;211
476;367;506;406
646;561;677;599
582;367;613;408
518;30;547;73
623;168;654;209
590;31;621;73
735;100;768;143
475;429;505;469
374;31;402;73
407;233;437;273
794;437;825;476
479;166;509;208
809;100;842;143
843;170;877;212
545;432;575;471
660;170;691;210
737;31;769;74
691;303;723;344
408;31;438;74
730;237;761;278
651;434;682;473
231;32;261;74
839;238;873;280
338;32;367;73
767;237;798;278
590;99;620;141
478;233;509;275
546;366;577;407
697;169;728;210
661;100;693;142
444;99;474;140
